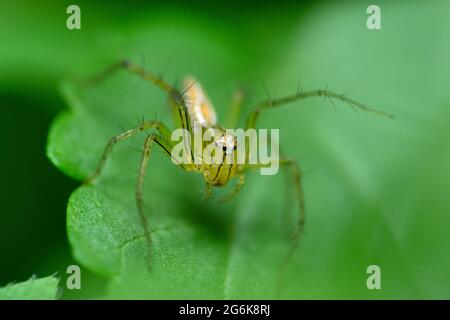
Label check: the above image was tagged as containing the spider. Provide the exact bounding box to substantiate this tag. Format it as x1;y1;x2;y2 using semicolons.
84;60;391;270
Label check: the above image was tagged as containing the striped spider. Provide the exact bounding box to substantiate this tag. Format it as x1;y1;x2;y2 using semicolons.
84;60;391;269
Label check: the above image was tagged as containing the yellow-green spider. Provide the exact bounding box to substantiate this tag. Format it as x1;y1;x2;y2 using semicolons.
83;60;392;270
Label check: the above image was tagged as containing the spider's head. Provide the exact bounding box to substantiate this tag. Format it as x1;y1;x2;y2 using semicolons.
204;129;239;186
214;131;238;154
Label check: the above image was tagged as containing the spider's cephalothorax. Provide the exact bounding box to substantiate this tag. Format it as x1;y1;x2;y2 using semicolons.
201;128;240;187
85;60;392;270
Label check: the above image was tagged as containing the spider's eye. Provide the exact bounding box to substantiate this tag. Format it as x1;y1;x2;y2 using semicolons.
222;146;227;152
233;145;237;150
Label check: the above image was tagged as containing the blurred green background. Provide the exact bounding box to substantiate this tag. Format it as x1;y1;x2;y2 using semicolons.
1;0;450;299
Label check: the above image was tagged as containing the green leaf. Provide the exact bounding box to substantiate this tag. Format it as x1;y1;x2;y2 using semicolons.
47;11;300;298
47;3;450;299
0;276;59;300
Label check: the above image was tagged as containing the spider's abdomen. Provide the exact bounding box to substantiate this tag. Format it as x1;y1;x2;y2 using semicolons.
183;77;217;127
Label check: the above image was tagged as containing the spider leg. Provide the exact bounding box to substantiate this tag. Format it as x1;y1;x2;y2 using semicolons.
278;158;304;268
81;60;175;95
245;88;393;130
280;151;296;238
120;60;194;137
202;171;214;200
79;60;195;163
136;133;188;271
242;158;304;268
85;120;171;183
218;174;245;203
225;88;245;128
79;60;193;133
115;60;195;163
203;183;213;200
